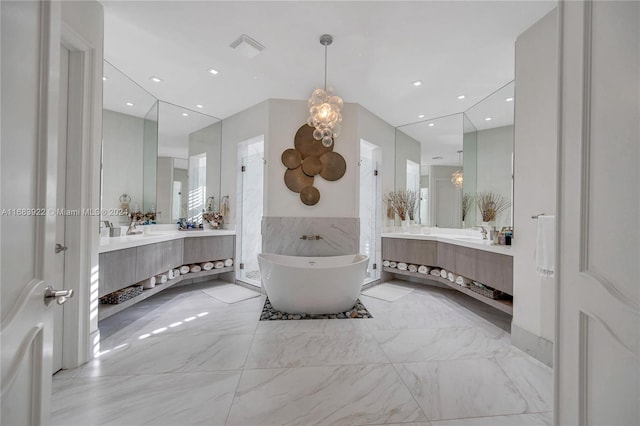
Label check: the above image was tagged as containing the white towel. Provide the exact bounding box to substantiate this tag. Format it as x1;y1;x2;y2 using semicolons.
224;258;233;267
430;268;441;276
418;265;429;274
389;261;397;268
397;262;408;270
201;262;214;271
174;268;181;277
156;274;167;284
179;265;190;275
214;261;225;269
408;264;418;273
447;272;455;282
455;276;472;287
535;215;556;278
382;260;390;267
440;269;448;278
167;269;175;280
142;276;156;290
190;264;201;273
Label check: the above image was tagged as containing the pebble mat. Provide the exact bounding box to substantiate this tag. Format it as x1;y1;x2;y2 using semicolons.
259;297;373;320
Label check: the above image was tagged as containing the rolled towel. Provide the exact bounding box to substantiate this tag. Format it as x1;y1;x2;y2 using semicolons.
408;264;418;273
180;265;190;275
389;261;397;268
201;262;214;271
142;276;156;290
382;260;390;267
190;264;201;273
174;268;181;277
447;272;455;282
167;269;175;280
455;276;472;287
430;268;441;276
156;274;168;284
224;258;233;267
397;262;408;271
417;265;429;274
214;261;225;269
440;269;448;278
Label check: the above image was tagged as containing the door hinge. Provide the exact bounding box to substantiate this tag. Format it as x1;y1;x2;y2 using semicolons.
374;169;378;176
239;263;245;269
373;263;377;270
241;165;246;172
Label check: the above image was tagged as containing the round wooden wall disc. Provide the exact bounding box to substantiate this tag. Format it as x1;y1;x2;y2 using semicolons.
284;166;314;193
301;156;322;176
319;151;347;181
281;148;302;169
294;124;333;159
300;185;320;206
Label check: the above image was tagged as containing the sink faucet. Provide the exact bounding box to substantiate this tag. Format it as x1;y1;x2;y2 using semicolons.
127;212;145;235
474;225;488;240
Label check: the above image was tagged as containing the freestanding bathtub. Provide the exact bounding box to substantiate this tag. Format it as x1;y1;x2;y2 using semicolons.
257;253;369;314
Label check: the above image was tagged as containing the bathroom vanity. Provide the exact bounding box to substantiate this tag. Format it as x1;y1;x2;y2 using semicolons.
98;229;235;320
381;233;513;314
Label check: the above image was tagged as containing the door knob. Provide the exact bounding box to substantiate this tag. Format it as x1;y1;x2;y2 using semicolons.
44;286;74;306
55;244;68;254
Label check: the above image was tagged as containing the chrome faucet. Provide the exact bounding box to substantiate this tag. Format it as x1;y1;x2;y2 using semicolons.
126;220;144;235
474;226;488;240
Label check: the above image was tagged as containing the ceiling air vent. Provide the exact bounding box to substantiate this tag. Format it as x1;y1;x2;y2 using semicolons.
229;34;265;59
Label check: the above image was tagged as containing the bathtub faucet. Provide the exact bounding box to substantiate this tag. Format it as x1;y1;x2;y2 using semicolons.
300;235;322;240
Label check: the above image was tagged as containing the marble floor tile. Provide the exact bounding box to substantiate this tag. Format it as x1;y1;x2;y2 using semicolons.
226;364;427;425
495;356;553;413
245;330;388;368
255;317;371;334
364;308;478;331
52;371;240;426
430;412;552;425
396;358;528;421
374;327;518;363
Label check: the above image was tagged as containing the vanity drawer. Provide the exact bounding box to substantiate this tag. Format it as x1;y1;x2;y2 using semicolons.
161;239;183;271
99;247;137;297
475;250;513;295
135;243;164;282
183;235;234;264
382;238;438;266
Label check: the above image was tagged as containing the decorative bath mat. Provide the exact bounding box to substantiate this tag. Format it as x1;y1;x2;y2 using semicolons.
202;284;261;304
259;297;373;320
361;282;414;302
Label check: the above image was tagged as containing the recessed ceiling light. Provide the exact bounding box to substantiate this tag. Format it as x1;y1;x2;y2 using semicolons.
457;95;465;100
181;112;189;117
428;123;435;127
102;76;108;81
505;97;514;102
432;156;443;160
208;68;219;75
150;76;162;83
412;80;423;87
418;114;425;118
485;117;492;121
196;104;204;109
125;102;133;106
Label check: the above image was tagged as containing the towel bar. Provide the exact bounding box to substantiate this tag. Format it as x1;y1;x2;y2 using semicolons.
531;213;545;219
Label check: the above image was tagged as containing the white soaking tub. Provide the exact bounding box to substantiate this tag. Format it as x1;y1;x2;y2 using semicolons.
257;253;369;314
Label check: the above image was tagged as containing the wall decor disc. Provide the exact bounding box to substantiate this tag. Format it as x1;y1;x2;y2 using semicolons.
300;185;320;206
294;124;333;159
319;151;347;181
281;148;302;169
284;166;314;193
301;155;322;176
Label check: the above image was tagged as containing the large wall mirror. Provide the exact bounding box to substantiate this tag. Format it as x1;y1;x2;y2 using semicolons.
394;81;514;229
101;61;222;226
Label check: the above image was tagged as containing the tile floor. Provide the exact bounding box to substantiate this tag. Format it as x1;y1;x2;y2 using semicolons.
52;279;552;426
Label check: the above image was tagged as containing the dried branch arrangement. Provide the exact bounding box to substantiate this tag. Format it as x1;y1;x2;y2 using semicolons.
384;190;418;221
475;191;511;222
462;193;473;222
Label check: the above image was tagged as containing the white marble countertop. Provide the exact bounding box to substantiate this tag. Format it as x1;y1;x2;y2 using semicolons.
99;227;236;254
381;232;514;256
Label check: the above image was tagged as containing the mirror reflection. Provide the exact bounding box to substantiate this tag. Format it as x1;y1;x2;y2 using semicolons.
101;61;222;228
393;81;514;229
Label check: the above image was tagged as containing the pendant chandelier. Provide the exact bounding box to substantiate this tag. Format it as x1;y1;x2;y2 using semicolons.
451;150;464;188
307;34;343;148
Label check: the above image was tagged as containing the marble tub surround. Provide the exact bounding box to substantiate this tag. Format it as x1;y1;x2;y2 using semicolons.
262;216;358;256
52;279;551;425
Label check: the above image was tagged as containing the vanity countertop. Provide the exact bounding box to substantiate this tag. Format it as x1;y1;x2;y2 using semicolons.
99;229;236;253
381;232;514;256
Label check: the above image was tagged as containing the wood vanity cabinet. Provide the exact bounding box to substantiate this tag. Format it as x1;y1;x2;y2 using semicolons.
382;238;438;266
135;243;164;283
183;235;234;264
98;247;137;297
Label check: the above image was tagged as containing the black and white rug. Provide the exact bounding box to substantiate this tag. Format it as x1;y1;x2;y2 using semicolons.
259;297;373;321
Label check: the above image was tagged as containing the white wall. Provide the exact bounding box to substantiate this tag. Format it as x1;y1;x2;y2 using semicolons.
394;129;421;193
102;109;144;224
476;125;514;228
513;9;558;344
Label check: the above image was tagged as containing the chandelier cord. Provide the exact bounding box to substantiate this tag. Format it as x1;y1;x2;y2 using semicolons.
324;44;328;91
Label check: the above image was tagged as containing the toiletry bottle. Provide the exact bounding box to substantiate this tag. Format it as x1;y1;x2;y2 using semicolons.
505;229;512;245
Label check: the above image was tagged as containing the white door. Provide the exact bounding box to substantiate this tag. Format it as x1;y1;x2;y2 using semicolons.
359;140;380;283
555;1;639;425
434;178;460;228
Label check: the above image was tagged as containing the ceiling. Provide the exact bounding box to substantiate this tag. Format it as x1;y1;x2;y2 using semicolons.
101;0;556;159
